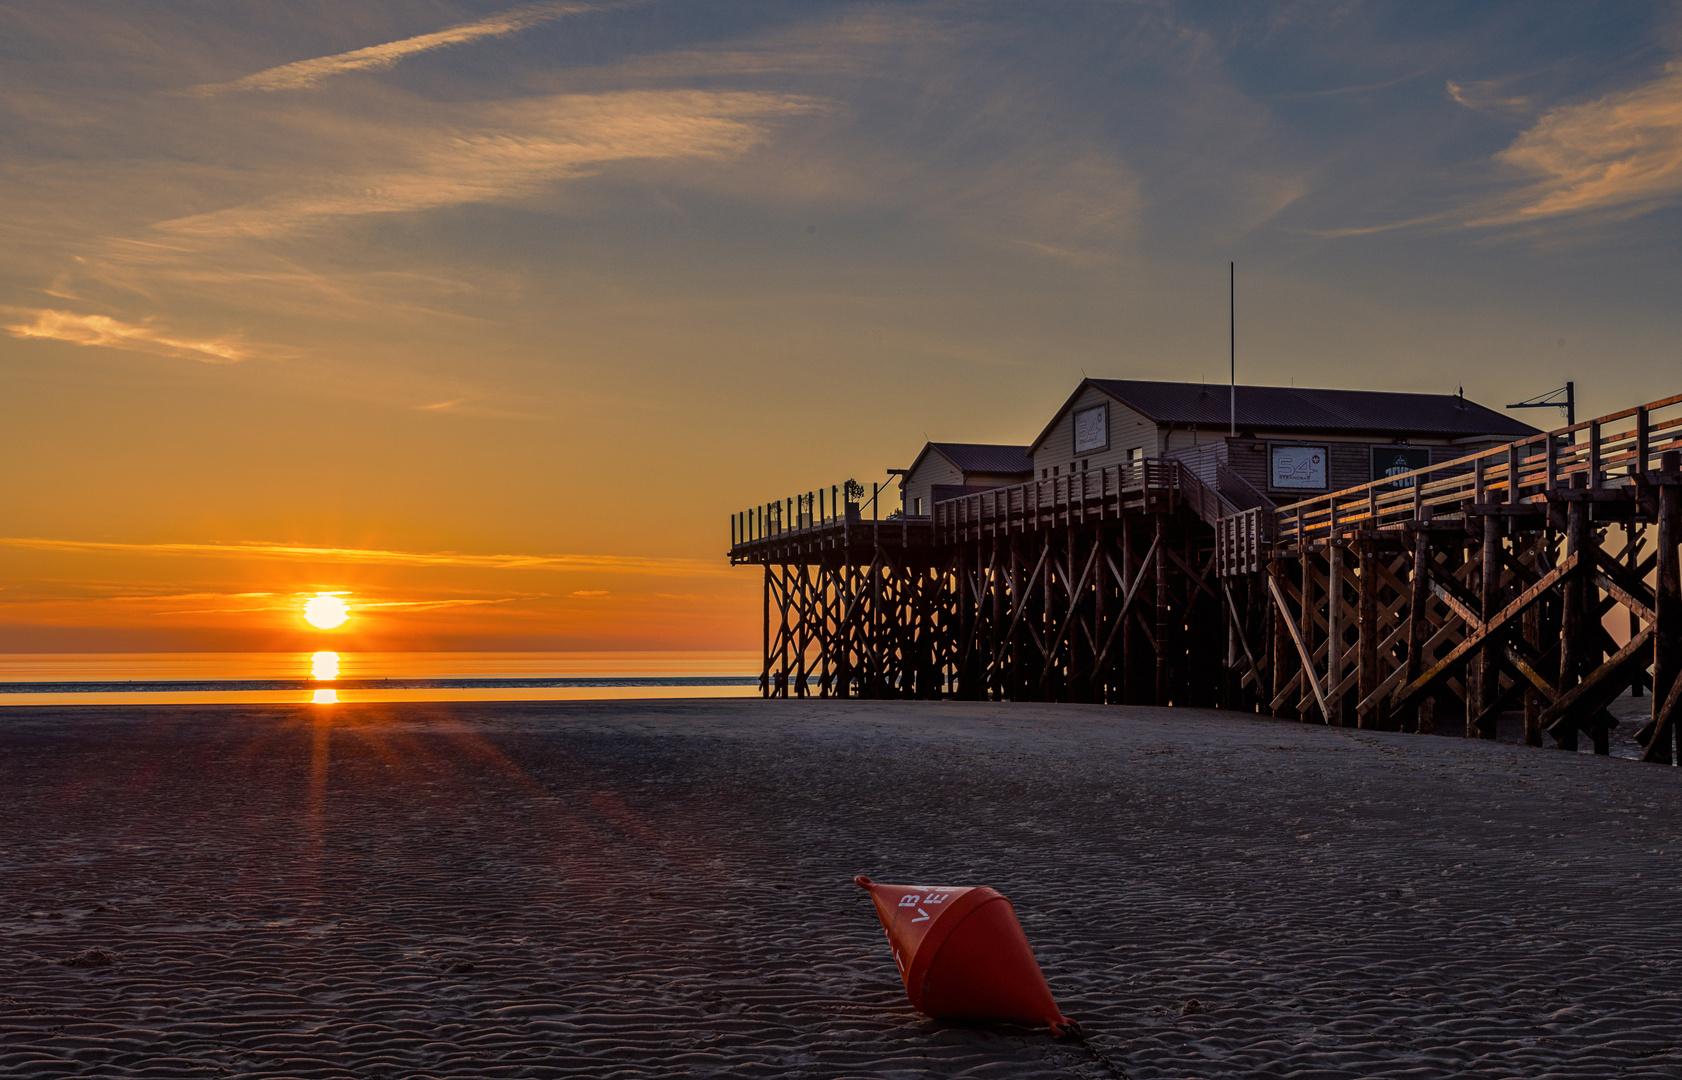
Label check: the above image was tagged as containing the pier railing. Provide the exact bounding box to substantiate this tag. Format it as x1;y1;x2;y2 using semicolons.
732;480;900;548
932;458;1240;543
1274;392;1682;545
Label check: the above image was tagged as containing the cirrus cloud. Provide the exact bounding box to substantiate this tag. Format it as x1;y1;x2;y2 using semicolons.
1473;61;1682;225
189;1;616;95
154;90;823;238
3;307;248;362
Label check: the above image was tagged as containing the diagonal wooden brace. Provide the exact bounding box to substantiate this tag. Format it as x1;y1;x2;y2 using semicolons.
1640;671;1682;764
1041;541;1104;682
988;543;1051;670
1092;534;1161;673
1222;579;1265;691
1540;623;1656;737
1268;574;1333;724
1390;552;1577;715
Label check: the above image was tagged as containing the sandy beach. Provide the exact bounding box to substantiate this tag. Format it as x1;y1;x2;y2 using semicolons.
3;699;1680;1078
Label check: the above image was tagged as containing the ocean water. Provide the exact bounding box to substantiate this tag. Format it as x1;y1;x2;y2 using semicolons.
0;652;760;706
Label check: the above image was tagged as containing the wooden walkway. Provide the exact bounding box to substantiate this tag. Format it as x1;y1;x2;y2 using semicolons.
728;393;1682;765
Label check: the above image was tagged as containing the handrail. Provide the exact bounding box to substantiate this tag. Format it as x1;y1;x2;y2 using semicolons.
1272;392;1682;544
927;459;1189;543
730;479;880;547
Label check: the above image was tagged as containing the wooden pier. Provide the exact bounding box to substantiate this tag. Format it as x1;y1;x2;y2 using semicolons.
729;393;1682;763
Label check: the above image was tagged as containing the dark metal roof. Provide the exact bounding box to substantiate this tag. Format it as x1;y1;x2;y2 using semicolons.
1087;380;1539;438
930;442;1034;475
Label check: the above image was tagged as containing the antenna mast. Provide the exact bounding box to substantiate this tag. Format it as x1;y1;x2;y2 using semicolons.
1229;261;1235;438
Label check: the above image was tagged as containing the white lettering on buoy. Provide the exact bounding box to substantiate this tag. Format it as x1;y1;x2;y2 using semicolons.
898;894;920;906
911;908;931;922
924;892;949;904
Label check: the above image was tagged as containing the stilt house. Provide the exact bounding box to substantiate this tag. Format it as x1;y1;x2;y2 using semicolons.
1030;379;1537;510
899;443;1034;518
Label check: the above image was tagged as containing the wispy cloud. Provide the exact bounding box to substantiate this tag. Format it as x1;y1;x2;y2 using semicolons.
1445;79;1532;119
336;597;523;612
190;1;610;95
0;537;731;577
1472;61;1682;225
154;90;821;238
3;308;248;362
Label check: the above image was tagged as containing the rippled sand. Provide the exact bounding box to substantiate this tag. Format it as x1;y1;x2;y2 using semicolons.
2;699;1680;1078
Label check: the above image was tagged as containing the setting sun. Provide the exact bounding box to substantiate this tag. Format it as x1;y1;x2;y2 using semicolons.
302;594;349;629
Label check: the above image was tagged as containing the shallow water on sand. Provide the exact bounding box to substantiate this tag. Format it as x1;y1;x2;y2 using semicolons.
0;652;759;705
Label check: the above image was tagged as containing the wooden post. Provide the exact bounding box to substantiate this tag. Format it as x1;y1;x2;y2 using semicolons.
795;566;810;697
1651;451;1681;764
1630;524;1644;698
1225;540;1239;709
823;560;835;698
1406;510;1434;734
1095;525;1110;703
1271;556;1295;719
1044;533;1057;702
1523;535;1544;746
1326;540;1345;725
1123;523;1140;705
1357;540;1380;728
1588;420;1602;490
1247;570;1268;714
1010;538;1024;703
761;563;772;697
1300;540;1317;723
991;539;1004;700
1473;494;1502;739
1155;516;1171;705
1557;473;1590;751
778;566;792;698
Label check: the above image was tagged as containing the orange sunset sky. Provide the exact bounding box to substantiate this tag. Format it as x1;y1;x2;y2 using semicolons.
4;1;1682;653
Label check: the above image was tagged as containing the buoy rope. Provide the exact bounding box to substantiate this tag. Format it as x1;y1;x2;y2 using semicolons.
1060;1020;1130;1080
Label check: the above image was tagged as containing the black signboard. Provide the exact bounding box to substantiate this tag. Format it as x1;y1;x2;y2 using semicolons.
1372;446;1431;490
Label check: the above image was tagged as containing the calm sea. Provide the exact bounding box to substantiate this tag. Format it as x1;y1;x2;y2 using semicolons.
0;652;760;706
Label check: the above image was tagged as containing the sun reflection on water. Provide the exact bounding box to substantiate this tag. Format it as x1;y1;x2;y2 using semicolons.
310;651;340;704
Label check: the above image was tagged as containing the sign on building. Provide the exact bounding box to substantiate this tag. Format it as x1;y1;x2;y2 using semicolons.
1372;446;1430;489
1270;444;1327;490
1073;404;1108;453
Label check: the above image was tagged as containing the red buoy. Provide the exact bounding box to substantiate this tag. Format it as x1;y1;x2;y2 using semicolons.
855;875;1072;1032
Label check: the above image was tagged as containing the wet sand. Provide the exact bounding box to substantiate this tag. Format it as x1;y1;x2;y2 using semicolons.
2;699;1680;1078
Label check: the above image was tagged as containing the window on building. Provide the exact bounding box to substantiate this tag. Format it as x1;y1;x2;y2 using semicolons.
1126;446;1143;463
1053;465;1060;476
913;497;924;515
1081;459;1089;471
